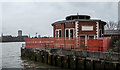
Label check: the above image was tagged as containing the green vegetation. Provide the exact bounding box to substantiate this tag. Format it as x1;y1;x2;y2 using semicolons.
109;37;120;52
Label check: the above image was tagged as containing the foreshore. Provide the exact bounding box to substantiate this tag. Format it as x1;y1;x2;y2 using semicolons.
21;57;64;69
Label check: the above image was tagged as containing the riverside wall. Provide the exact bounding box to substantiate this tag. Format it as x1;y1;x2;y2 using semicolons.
21;47;120;70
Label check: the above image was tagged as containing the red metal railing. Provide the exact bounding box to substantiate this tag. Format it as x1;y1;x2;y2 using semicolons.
25;37;110;51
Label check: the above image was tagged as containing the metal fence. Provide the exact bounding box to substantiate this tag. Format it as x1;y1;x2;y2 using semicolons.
25;37;111;51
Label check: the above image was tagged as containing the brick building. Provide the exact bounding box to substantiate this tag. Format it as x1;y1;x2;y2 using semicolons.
25;15;109;51
52;15;106;39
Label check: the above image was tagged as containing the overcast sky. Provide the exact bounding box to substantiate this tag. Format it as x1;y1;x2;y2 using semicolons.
0;2;118;37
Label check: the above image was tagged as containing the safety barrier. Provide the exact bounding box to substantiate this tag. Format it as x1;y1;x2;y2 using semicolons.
25;37;110;51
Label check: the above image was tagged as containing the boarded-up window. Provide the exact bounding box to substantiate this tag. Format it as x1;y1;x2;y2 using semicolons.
82;26;93;31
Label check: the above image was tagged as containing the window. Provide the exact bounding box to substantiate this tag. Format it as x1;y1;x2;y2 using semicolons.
59;30;61;37
65;28;74;38
56;31;58;37
80;35;85;39
66;29;69;37
88;35;94;39
55;29;61;38
70;29;74;37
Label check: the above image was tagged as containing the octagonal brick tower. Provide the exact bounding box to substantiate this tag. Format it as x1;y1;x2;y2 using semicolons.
52;15;106;39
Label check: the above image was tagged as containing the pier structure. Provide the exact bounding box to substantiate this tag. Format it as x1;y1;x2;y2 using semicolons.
25;15;109;51
21;47;120;70
21;15;120;70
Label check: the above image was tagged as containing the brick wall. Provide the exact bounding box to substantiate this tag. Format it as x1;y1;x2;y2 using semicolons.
78;21;97;36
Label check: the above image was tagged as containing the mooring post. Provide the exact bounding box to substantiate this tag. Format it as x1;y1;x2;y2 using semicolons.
41;51;44;63
84;58;86;70
21;47;24;57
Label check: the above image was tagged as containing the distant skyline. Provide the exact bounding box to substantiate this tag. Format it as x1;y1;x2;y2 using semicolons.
0;2;118;37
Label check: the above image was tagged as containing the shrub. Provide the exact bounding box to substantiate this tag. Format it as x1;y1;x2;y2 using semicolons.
109;37;120;52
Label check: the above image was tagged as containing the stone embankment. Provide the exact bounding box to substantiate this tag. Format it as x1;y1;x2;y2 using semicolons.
21;47;120;70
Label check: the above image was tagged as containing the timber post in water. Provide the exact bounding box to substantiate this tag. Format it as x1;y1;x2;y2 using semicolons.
21;47;120;70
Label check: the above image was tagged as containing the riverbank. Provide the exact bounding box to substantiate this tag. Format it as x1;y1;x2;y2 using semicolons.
21;47;120;70
21;57;66;69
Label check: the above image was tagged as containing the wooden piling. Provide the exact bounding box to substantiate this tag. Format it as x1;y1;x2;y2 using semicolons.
104;61;116;70
75;56;78;70
93;60;95;70
54;55;57;66
116;63;120;70
67;55;70;69
35;54;37;61
84;58;86;70
78;58;84;70
46;53;48;64
50;55;53;65
21;48;120;70
61;56;64;68
42;54;44;63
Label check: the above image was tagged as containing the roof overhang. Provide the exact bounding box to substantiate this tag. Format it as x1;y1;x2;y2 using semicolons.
51;19;106;26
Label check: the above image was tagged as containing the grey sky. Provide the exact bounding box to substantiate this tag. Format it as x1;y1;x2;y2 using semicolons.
1;2;118;37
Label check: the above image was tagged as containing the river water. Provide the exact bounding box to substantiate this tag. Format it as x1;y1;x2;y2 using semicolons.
2;42;25;68
1;42;65;69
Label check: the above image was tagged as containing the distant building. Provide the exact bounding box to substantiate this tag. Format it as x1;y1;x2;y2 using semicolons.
1;35;28;42
38;35;41;38
18;30;22;36
104;21;120;37
0;30;28;42
118;21;120;30
104;30;120;37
